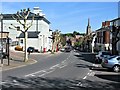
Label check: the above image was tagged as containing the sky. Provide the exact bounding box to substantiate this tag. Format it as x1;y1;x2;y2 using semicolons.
1;1;119;34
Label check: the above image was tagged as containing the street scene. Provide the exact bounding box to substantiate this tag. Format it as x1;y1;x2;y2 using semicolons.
0;1;120;90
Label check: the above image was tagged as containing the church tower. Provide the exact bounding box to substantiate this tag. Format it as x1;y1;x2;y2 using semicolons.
86;18;92;35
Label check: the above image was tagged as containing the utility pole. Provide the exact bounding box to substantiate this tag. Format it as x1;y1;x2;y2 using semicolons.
6;36;10;65
9;8;34;62
0;14;3;64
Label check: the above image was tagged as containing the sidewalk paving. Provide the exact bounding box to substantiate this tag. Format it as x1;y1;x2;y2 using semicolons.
0;57;37;71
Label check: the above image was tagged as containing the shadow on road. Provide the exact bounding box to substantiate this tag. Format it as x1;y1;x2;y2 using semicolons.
75;63;93;69
90;66;113;72
74;52;97;64
95;74;120;83
75;63;114;73
1;76;120;90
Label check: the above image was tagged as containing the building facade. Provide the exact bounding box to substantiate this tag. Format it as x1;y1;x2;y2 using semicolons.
1;7;53;52
95;21;111;51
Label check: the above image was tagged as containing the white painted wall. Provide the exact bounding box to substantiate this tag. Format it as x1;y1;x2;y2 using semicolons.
19;38;39;51
2;15;52;52
3;20;22;41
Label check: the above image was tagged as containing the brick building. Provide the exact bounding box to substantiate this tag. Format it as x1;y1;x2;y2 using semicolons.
95;21;111;51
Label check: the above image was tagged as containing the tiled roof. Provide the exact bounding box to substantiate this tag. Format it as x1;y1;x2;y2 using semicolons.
2;12;50;24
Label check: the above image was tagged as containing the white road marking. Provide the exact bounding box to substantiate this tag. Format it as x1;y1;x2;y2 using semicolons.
89;72;95;76
92;64;99;67
39;69;55;77
76;82;83;86
25;53;72;77
89;70;92;72
25;70;46;77
83;76;87;79
50;64;59;69
87;72;90;75
59;64;68;68
82;69;93;80
13;80;18;83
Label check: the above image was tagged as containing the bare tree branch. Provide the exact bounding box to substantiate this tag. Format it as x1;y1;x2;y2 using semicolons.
12;15;24;25
17;11;24;19
26;16;34;31
25;11;30;19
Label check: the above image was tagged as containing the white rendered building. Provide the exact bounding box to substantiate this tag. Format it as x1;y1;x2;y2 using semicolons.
1;7;53;52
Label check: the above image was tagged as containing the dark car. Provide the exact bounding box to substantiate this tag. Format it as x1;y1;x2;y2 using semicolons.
27;47;39;53
27;47;35;53
64;47;71;52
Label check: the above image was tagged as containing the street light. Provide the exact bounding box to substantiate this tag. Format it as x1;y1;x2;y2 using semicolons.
0;14;3;64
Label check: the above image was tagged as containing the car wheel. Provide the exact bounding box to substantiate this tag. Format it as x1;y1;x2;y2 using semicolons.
113;65;120;72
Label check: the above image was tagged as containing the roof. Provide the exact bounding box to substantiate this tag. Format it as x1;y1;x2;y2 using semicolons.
96;27;111;32
2;12;50;24
17;31;40;38
110;17;120;22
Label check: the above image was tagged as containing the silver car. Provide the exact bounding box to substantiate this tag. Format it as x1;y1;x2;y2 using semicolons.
101;56;120;72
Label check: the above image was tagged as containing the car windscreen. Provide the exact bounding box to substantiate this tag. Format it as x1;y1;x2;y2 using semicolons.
102;52;111;55
108;56;117;59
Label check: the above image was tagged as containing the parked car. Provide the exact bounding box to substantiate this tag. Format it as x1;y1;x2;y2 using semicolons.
15;45;23;51
27;47;35;53
60;48;65;52
95;51;112;64
27;47;39;53
101;56;120;72
64;47;71;52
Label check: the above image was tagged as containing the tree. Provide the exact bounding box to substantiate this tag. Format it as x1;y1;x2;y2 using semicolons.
112;24;120;55
73;31;80;36
52;30;61;52
81;33;93;52
60;34;66;47
9;8;34;62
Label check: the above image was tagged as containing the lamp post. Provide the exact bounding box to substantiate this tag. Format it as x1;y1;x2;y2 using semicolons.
0;14;3;64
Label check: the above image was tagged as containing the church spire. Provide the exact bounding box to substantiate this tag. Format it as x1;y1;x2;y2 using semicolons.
88;18;90;26
86;18;92;35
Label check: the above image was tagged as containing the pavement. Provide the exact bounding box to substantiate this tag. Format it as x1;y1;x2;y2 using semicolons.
0;49;60;71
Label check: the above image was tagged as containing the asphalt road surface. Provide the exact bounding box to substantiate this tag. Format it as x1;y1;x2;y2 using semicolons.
1;50;120;90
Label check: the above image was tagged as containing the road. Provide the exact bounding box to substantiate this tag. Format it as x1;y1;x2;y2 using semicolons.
2;51;91;80
1;50;120;89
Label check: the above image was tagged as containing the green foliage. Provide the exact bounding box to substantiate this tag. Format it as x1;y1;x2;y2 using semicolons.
60;31;85;47
65;33;73;37
60;34;66;46
74;41;82;47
